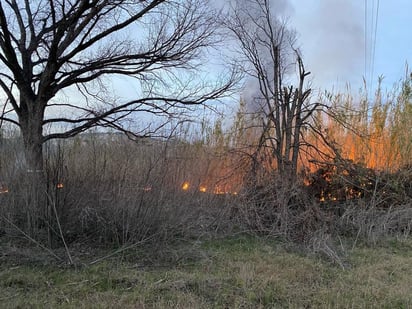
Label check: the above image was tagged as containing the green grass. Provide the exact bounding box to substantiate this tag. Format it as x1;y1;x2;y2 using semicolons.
1;235;412;308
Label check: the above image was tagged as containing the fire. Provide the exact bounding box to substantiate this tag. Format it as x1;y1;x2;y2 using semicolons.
143;185;152;192
213;185;238;195
201;185;238;195
180;181;238;195
182;181;190;191
180;180;238;195
56;183;64;189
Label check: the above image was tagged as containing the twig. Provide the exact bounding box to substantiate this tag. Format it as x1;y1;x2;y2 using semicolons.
0;215;63;262
352;227;362;251
89;233;158;265
46;191;74;265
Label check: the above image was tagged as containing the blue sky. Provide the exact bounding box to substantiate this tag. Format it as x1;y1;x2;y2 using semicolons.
287;0;411;94
3;0;411;133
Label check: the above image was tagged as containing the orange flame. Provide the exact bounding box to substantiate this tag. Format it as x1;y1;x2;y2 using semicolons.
199;185;207;193
182;181;190;191
56;183;64;189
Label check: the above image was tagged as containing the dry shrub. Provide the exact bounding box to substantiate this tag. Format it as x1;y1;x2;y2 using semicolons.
2;129;411;263
1;133;233;247
339;202;412;244
306;159;412;207
307;229;348;269
236;177;333;243
233;175;351;267
0;135;47;235
306;161;412;244
305;159;376;203
57;136;234;245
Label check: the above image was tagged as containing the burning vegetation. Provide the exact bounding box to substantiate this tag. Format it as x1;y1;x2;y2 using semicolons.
0;106;411;259
0;0;411;274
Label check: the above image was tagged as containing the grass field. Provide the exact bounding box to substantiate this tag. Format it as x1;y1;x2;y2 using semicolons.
1;235;412;308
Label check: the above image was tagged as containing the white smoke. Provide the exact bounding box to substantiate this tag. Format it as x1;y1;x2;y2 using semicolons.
225;0;296;112
212;0;365;111
289;0;365;91
216;0;365;91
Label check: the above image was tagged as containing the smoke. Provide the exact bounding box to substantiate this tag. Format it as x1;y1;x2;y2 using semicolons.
227;0;365;92
228;0;296;113
213;0;365;115
289;0;365;90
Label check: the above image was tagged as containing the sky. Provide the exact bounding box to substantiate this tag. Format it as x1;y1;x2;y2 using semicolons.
286;0;412;95
2;0;411;135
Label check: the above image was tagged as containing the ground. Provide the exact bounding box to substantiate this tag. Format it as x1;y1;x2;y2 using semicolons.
1;235;412;308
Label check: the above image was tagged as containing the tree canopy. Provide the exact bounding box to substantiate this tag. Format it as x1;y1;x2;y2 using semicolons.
0;0;238;170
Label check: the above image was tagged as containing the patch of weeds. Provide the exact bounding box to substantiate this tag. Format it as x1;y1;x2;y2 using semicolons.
1;235;412;308
201;234;266;253
386;238;412;256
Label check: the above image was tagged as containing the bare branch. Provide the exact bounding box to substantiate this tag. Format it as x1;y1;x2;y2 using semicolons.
0;0;238;169
226;0;329;179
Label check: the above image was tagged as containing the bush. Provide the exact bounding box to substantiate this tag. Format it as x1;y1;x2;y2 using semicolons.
236;176;333;242
0;134;233;248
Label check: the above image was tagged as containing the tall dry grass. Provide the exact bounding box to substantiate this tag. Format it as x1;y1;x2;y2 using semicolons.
1;118;411;267
0;131;235;252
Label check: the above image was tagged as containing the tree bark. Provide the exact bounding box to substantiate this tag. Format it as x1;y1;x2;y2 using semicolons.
18;102;47;236
19;105;44;172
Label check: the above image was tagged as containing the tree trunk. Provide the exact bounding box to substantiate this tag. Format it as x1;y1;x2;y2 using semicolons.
18;106;47;235
20;110;44;172
22;135;44;172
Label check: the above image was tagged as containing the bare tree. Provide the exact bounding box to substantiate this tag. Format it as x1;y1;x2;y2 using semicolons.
226;0;322;180
0;0;238;171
